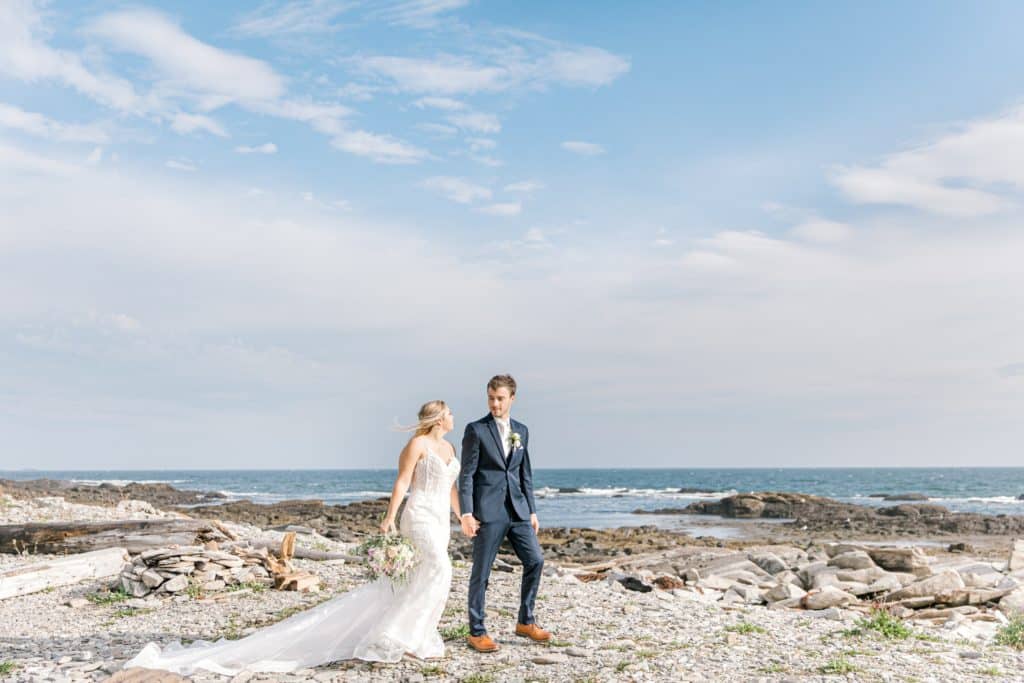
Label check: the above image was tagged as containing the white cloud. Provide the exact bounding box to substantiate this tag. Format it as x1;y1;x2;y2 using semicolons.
0;103;110;143
359;56;505;95
86;147;103;165
414;96;466;111
504;180;544;193
235;143;278;155
232;1;356;36
421;176;491;203
355;34;629;96
469;154;503;167
378;0;471;28
466;137;496;151
542;46;631;88
561;140;605;156
415;122;459;137
832;104;1024;217
171;113;228;137
0;1;144;113
331;130;428;164
477;202;521;216
337;82;377;101
165;159;197;172
0;141;78;176
790;218;852;244
87;9;286;103
448;111;500;134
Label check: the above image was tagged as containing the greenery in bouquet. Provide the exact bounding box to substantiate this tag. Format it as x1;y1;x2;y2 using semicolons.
356;533;418;584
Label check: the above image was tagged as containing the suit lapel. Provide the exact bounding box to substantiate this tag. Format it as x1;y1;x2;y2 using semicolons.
485;415;507;469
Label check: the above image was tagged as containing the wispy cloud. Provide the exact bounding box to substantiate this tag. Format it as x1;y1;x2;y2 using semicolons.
375;0;471;28
832;104;1024;217
504;180;544;193
165;158;198;172
232;1;357;37
415;122;459;137
332;130;428;164
414;96;466;111
0;103;109;143
87;9;286;102
171;113;228;137
421;176;491;203
477;201;521;216
448;111;500;134
561;140;605;156
235;143;278;155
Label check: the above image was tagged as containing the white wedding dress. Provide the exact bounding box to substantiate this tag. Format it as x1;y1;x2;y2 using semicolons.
124;448;460;675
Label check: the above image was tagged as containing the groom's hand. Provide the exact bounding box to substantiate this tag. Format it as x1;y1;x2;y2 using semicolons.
460;513;480;538
530;513;539;534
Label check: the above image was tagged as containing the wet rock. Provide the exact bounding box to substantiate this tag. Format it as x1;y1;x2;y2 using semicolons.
882;493;929;501
618;576;652;593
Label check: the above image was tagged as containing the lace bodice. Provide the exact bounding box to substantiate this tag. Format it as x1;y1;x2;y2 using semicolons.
406;445;460;507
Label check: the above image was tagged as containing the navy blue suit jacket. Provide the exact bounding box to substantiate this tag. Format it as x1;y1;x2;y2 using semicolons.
458;414;536;523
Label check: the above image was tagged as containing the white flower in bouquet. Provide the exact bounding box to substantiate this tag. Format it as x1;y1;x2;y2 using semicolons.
357;533;418;585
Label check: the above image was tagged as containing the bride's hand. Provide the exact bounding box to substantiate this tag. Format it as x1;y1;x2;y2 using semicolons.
379;518;397;535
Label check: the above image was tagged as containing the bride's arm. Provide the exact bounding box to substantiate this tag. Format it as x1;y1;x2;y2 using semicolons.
381;437;421;533
449;484;461;519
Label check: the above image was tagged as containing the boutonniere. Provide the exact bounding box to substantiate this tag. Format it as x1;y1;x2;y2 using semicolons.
509;432;522;450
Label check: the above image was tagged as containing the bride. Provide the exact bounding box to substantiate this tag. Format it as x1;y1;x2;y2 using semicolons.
124;400;461;675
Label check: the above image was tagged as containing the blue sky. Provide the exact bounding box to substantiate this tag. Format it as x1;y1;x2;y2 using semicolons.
2;0;1024;469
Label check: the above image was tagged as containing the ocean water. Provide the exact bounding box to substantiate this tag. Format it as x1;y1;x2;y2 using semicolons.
3;468;1024;531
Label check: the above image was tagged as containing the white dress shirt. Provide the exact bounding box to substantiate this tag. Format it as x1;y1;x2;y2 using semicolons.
495;417;512;458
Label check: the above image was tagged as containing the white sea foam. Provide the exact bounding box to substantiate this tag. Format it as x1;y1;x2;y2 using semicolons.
535;486;736;499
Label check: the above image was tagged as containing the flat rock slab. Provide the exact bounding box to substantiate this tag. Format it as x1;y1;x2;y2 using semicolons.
532;653;569;664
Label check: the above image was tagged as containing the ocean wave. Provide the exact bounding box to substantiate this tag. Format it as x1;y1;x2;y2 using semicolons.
535;486;736;499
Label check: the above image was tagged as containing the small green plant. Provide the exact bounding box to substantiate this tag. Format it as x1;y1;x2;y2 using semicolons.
844;608;912;640
227;581;267;593
85;587;130;605
995;617;1024;650
547;639;572;647
420;664;445;676
820;657;858;675
0;662;17;675
978;666;1002;676
636;649;658;659
440;624;470;641
724;621;766;635
461;674;495;683
614;660;630;672
223;616;244;640
759;663;787;673
186;581;205;600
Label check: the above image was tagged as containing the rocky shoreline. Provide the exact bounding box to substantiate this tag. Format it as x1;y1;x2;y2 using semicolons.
2;480;1024;682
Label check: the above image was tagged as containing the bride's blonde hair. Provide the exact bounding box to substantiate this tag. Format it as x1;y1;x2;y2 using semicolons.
395;400;449;436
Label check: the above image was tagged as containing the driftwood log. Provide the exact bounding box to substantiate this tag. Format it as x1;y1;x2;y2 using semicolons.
0;520;231;555
0;547;128;599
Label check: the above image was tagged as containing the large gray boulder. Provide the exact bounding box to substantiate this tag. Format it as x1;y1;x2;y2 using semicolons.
749;552;787;575
882;569;963;603
801;585;856;610
828;550;876;571
999;588;1024;617
867;547;932;575
766;581;807;603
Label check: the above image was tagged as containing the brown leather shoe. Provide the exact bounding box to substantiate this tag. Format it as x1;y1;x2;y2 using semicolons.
515;623;551;642
467;634;500;652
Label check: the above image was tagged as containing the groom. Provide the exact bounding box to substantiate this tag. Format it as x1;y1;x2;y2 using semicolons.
459;374;550;652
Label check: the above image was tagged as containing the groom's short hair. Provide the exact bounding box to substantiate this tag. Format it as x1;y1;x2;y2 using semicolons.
487;374;517;395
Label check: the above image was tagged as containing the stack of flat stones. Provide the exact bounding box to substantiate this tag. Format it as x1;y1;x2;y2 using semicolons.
119;546;272;598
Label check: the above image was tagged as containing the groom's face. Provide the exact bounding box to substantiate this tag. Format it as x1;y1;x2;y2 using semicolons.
487;387;514;419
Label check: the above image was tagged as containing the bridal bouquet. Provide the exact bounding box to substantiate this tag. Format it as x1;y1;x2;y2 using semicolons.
356;533;418;585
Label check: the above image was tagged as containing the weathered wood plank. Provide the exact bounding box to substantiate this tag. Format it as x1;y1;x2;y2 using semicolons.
0;547;128;599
